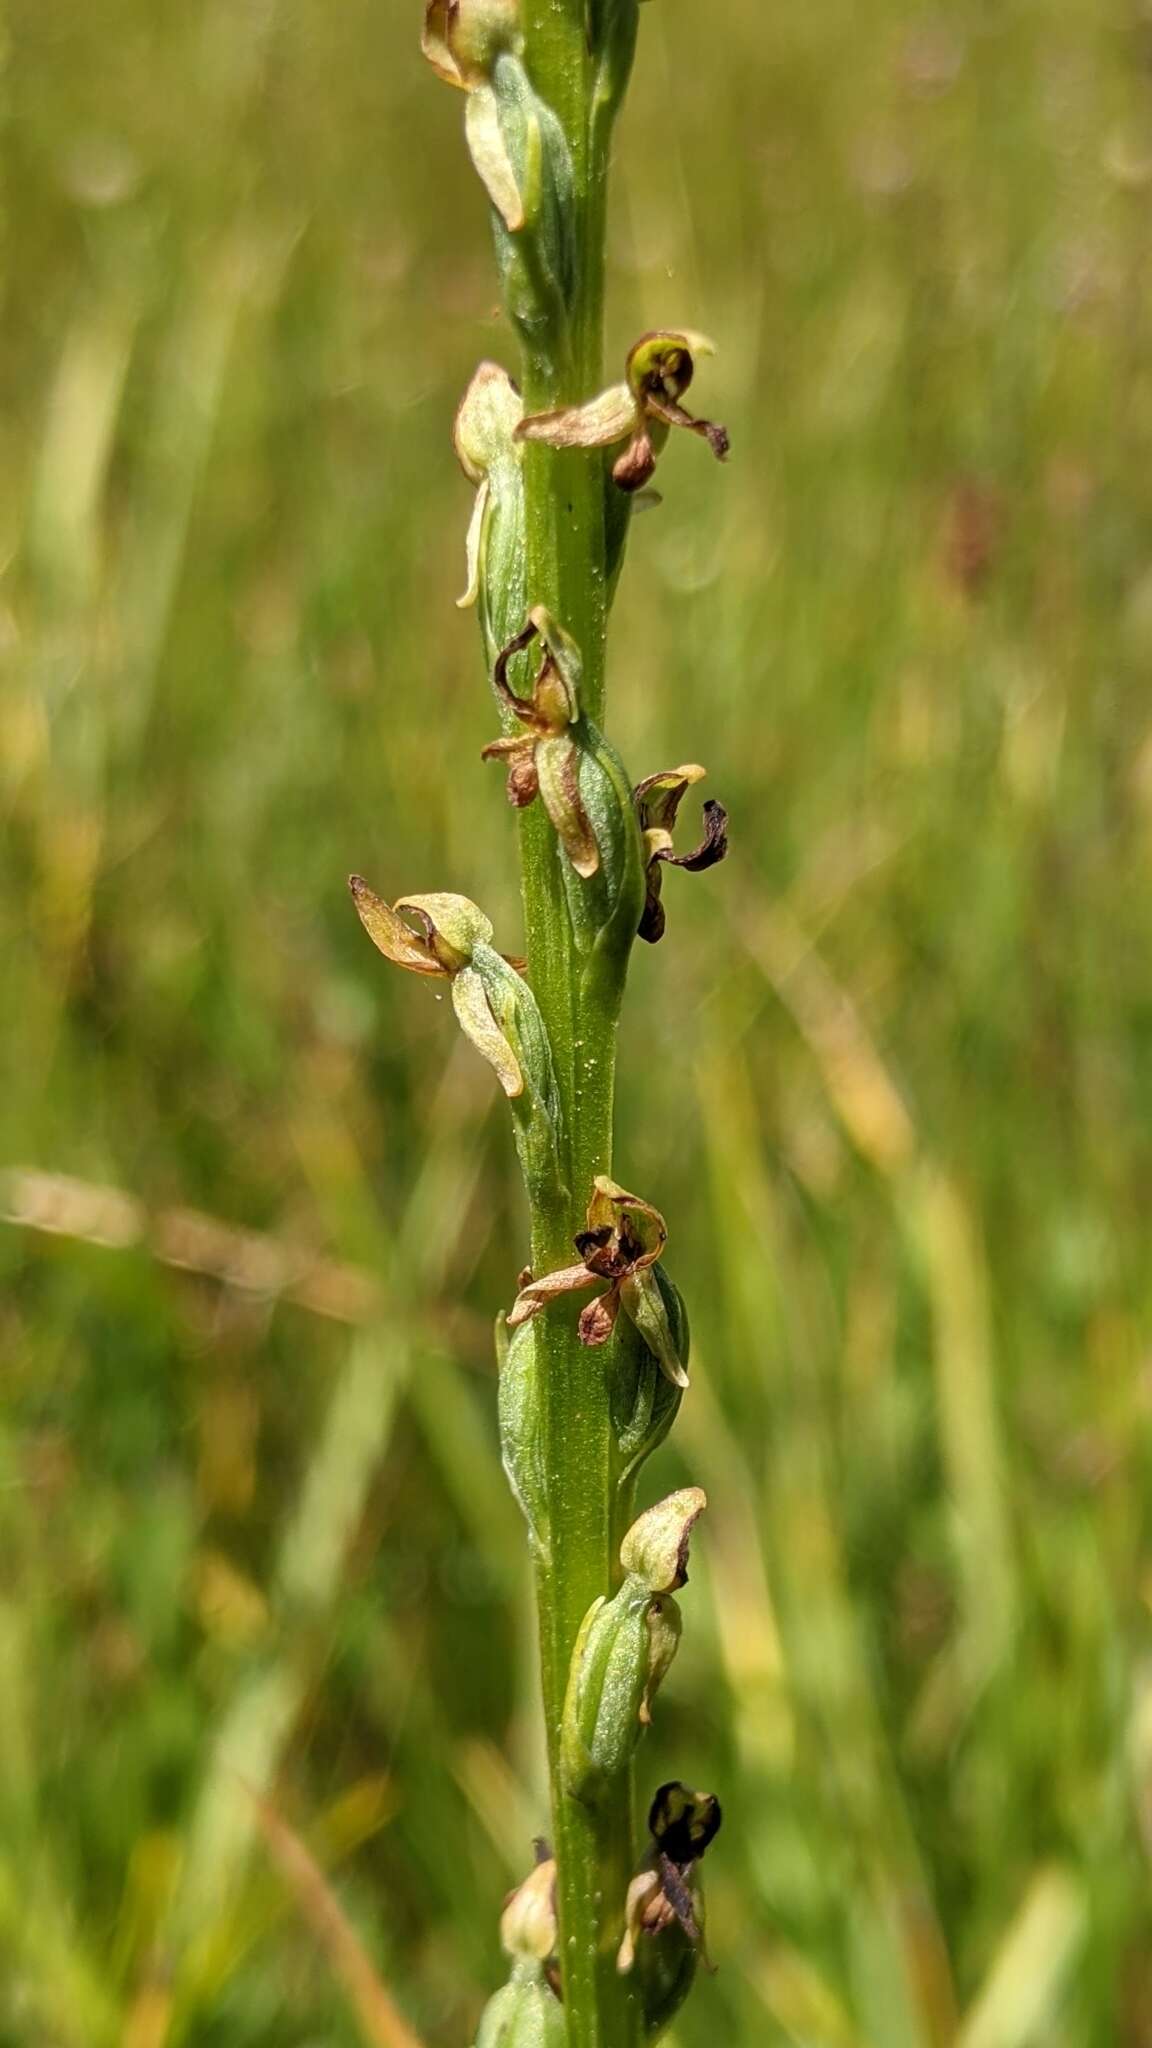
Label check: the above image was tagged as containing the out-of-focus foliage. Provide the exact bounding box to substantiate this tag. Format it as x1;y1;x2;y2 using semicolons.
2;0;1151;2042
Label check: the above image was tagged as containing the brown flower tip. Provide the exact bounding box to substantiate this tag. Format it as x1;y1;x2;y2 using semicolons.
633;767;730;943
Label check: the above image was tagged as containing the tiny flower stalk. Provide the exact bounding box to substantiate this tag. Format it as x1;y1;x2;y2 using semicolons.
382;4;731;2044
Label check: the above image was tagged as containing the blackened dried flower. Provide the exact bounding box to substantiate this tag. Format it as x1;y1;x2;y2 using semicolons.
633;764;729;942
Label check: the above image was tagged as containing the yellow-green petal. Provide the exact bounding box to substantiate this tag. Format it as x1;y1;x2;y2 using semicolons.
349;875;446;976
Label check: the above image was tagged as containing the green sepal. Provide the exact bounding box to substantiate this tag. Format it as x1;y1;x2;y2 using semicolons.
557;723;646;1003
497;1317;550;1560
588;0;641;163
560;1484;703;1803
475;1960;566;2048
612;1268;689;1491
620;1265;688;1388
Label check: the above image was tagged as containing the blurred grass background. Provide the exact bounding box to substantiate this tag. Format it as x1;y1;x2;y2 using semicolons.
3;0;1152;2041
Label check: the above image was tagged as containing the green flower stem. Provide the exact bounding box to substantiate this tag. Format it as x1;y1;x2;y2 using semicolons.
513;7;640;2045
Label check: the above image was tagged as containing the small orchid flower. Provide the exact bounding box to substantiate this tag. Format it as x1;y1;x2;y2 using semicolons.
483;607;600;879
349;879;524;1096
507;1176;687;1387
617;1780;722;1975
633;764;729;943
422;0;528;232
516;331;729;493
500;1847;558;1964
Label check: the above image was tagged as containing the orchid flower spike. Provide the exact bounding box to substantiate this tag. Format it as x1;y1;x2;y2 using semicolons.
633;765;729;943
508;1176;687;1386
516;331;729;493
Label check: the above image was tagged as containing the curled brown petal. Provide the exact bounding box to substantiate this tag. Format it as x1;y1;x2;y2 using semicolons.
578;1287;621;1347
493;617;546;723
645;393;730;462
639;799;729;943
655;797;729;874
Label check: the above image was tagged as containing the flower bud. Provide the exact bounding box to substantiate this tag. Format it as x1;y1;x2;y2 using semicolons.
611;1268;689;1491
560;1491;705;1802
619;1487;706;1594
500;1855;557;1962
